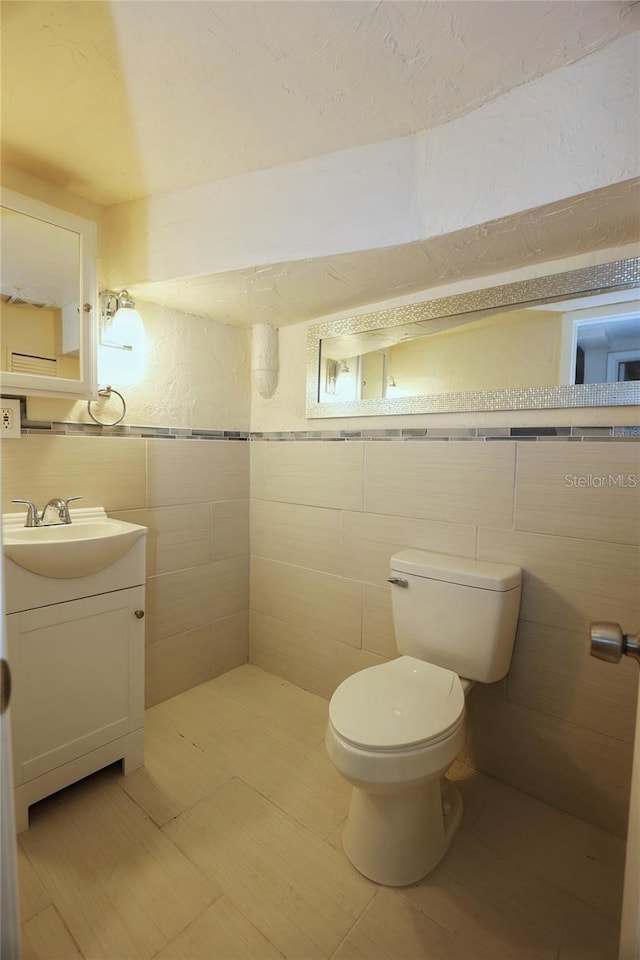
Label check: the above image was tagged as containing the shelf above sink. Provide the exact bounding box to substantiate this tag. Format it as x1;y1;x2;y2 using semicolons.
3;507;147;579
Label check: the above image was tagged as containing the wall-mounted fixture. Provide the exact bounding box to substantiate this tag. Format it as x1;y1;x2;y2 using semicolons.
100;290;144;350
252;324;279;398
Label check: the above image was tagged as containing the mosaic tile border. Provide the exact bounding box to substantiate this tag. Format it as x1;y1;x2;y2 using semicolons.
250;426;640;441
15;420;638;442
18;419;250;440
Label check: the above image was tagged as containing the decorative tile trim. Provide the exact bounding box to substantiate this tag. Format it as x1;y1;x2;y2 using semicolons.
249;426;640;442
13;420;639;443
19;420;250;440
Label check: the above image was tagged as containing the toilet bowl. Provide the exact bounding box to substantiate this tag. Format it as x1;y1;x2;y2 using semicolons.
326;656;469;886
326;549;522;887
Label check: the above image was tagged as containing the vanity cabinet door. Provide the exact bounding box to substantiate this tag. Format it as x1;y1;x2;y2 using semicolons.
7;586;144;786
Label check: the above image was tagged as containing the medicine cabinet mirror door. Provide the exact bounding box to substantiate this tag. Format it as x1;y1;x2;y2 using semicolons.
1;188;97;399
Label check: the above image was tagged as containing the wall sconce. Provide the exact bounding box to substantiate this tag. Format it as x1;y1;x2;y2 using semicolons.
100;290;144;350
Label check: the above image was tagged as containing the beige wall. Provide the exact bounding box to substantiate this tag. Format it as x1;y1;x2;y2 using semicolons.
25;299;251;431
388;309;561;395
249;437;640;836
1;301;80;380
2;436;250;707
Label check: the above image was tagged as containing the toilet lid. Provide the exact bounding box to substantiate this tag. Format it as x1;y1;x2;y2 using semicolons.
329;656;465;750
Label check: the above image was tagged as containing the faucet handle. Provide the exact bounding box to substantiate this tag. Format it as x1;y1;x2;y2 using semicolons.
60;496;83;522
11;499;40;527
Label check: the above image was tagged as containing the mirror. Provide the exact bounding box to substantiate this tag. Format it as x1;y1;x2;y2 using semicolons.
0;189;97;399
307;257;640;417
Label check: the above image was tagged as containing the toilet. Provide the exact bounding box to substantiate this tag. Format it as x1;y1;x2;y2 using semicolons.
326;548;522;887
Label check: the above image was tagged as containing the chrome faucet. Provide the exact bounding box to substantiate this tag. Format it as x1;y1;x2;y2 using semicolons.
12;497;83;527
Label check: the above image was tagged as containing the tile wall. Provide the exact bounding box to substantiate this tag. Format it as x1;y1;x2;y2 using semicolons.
3;427;639;836
250;435;640;836
2;434;250;706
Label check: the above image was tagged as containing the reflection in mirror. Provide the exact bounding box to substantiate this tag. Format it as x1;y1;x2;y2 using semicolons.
0;187;95;400
0;206;81;380
319;289;640;403
308;258;640;417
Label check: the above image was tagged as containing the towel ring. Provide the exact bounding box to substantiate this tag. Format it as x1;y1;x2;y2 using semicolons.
87;386;126;426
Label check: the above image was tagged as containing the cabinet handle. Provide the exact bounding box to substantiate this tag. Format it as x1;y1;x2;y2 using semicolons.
134;610;145;619
1;659;11;715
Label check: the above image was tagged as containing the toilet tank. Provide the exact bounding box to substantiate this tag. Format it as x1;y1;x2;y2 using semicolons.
389;549;522;683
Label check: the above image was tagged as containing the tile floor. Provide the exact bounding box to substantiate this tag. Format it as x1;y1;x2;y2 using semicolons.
18;665;624;959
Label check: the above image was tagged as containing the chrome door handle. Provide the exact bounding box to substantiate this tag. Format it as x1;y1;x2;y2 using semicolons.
387;577;409;588
590;622;640;664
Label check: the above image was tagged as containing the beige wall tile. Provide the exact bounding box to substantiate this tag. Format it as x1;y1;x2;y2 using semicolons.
467;697;634;837
336;643;389;687
508;620;638;742
145;625;215;707
251;440;364;510
147;439;249;507
364;441;515;527
147;558;248;644
478;528;640;634
212;611;249;677
515;441;640;545
212;499;249;561
111;503;211;576
362;584;397;658
251;556;361;647
250;611;336;698
341;510;476;586
2;435;146;513
251;498;342;574
146;565;216;643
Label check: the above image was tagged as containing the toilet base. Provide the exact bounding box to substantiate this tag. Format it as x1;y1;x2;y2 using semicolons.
342;776;462;886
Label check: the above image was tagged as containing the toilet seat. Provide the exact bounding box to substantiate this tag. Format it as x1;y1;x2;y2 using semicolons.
329;656;465;752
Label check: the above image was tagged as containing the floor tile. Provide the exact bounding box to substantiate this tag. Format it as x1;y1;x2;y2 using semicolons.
400;870;562;960
202;716;351;839
210;664;330;746
165;777;376;960
119;709;234;826
471;785;625;919
558;896;620;960
21;904;84;960
154;896;285;959
332;888;477;960
11;664;628;960
20;781;220;959
17;846;51;923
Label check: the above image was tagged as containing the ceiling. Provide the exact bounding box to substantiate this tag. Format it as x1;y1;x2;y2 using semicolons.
129;179;640;326
1;1;638;327
1;0;637;205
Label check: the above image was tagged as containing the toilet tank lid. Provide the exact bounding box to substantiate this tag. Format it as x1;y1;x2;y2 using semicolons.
390;549;522;591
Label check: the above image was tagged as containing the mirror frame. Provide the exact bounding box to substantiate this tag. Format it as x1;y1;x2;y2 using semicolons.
306;257;640;418
0;188;97;400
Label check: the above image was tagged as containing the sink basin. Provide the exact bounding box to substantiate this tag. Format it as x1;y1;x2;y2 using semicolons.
3;509;147;579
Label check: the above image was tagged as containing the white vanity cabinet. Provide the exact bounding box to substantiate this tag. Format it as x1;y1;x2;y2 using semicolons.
5;536;146;832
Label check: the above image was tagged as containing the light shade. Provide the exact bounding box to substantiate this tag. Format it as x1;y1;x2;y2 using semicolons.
108;305;145;351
